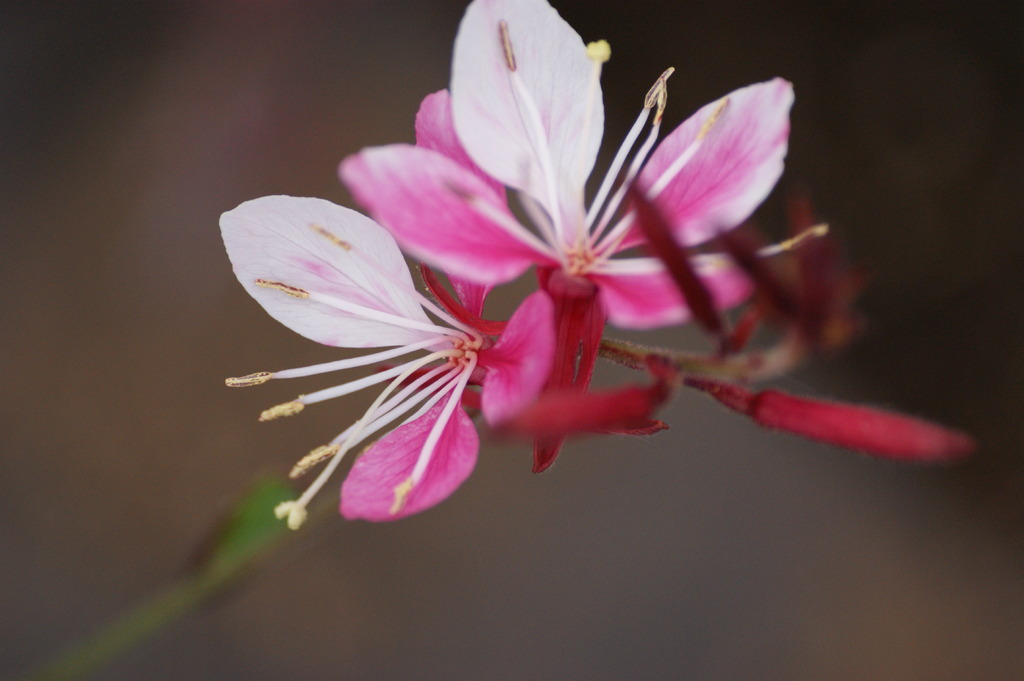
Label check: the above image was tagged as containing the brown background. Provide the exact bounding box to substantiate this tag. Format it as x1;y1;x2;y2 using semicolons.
3;1;1023;679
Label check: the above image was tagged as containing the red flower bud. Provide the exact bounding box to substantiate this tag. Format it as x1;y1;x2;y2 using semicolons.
686;378;975;461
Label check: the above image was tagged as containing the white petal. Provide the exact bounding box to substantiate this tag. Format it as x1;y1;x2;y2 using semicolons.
220;195;435;348
451;0;603;220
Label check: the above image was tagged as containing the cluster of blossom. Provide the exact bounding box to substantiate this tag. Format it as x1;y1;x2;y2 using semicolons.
221;0;974;528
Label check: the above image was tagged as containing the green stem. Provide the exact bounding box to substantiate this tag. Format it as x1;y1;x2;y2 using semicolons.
19;489;334;681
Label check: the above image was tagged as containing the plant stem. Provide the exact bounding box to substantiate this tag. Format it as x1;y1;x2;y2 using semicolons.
19;490;334;681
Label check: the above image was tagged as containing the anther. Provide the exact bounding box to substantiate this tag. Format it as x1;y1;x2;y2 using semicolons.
586;40;611;64
259;400;305;422
274;501;308;530
289;444;341;479
255;279;309;299
390;477;415;515
310;223;351;250
225;371;274;387
759;223;830;256
643;68;675;125
499;20;516;71
697;97;729;141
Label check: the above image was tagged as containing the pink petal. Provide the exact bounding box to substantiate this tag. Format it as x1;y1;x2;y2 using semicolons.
638;78;794;246
591;258;753;330
220;195;434;348
450;276;491;318
451;0;603;217
340;401;479;521
416;89;505;199
478;290;555;425
341;144;553;284
501;364;673;439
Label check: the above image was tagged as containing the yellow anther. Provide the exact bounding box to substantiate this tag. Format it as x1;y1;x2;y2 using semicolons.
759;223;831;257
696;96;729;141
586;40;611;63
499;20;517;72
255;279;309;299
643;67;675;125
780;223;830;250
273;500;308;530
225;371;274;388
289;444;341;479
274;500;295;520
310;223;351;250
390;478;415;515
259;400;304;422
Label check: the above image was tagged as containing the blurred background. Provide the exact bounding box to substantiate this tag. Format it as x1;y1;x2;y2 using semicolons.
3;1;1022;679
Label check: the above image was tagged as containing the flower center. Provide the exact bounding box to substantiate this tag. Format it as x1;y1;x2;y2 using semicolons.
565;244;597;277
449;335;482;369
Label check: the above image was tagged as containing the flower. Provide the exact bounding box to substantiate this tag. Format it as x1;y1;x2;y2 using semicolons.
340;0;793;470
220;195;554;525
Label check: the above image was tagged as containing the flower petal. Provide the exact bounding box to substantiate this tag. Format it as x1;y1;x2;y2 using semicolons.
638;78;794;246
592;257;753;330
451;0;603;218
479;290;555;425
340;401;479;521
341;144;553;284
220;195;434;348
450;276;491;318
501;361;674;439
533;269;605;472
416;89;505;199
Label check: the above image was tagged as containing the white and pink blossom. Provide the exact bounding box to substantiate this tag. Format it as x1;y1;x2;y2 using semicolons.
341;0;792;330
221;195;553;524
340;0;793;470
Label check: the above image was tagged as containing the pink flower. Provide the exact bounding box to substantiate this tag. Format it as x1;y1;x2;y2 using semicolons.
340;0;793;470
221;195;554;524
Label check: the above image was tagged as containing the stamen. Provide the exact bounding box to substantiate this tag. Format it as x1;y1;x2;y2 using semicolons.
586;40;611;63
584;108;650;233
454;187;561;257
643;67;675;125
410;355;477;484
259;400;304;422
273;338;447;380
696;97;729;141
309;223;351;250
273;501;308;531
499;20;516;71
590;119;663;252
574;40;612;240
588;69;675;251
255;279;309;299
758;224;830;257
311;223;479;339
507;71;566;241
284;360;468;524
304;289;460;337
225;372;274;387
645;97;730;201
299;350;457;406
389;355;477;516
390;478;414;515
290;444;341;479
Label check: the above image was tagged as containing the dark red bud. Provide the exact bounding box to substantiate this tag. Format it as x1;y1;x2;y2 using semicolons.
686;378;975;461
